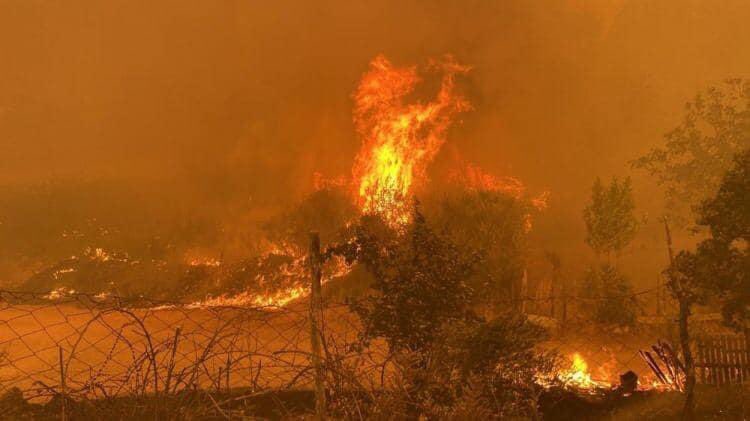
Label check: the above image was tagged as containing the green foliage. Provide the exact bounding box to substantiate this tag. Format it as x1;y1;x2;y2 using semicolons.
699;149;750;243
583;177;638;257
579;264;638;326
422;314;553;419
336;312;554;420
432;190;529;306
669;149;750;329
633;79;750;224
0;388;34;419
441;313;551;377
343;204;476;354
336;203;553;419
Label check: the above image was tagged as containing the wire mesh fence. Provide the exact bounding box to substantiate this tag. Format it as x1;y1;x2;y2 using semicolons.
0;290;391;405
0;285;733;418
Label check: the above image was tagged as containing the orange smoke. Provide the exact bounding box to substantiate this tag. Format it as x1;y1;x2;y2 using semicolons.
351;55;471;225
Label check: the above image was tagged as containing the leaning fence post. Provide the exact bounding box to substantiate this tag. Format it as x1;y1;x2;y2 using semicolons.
59;346;66;421
308;232;327;420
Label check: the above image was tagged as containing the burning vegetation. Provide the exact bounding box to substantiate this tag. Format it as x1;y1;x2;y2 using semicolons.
352;54;471;225
1;46;749;420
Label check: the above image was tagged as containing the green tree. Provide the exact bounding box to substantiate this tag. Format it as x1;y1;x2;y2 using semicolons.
634;81;750;420
342;205;476;354
663;150;749;419
671;149;749;329
633;79;750;224
579;264;638;326
432;190;529;309
582;177;638;260
332;203;552;419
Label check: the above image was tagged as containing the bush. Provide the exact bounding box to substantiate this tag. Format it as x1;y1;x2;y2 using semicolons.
331;313;554;420
335;205;554;419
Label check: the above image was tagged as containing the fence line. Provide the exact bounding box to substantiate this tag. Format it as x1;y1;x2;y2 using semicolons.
695;333;750;385
0;290;392;406
0;284;739;417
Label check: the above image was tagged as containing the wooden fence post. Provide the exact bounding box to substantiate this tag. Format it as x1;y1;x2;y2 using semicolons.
309;232;327;420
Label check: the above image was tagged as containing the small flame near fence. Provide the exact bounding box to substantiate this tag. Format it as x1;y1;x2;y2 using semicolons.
554;353;672;393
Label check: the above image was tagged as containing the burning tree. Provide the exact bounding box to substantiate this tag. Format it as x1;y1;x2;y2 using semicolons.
351;54;470;226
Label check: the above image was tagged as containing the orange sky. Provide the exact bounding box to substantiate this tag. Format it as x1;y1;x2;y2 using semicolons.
1;0;749;276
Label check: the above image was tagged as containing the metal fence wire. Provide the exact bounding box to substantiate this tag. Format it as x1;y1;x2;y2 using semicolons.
0;286;735;415
0;290;389;405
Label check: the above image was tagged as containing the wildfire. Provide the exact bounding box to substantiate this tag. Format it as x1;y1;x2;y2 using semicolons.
189;285;306;309
452;163;526;198
351;55;470;225
312;171;347;191
558;353;611;390
187;257;221;267
183;252;351;310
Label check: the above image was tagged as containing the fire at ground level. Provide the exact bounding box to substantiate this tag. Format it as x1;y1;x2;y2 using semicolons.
0;299;745;419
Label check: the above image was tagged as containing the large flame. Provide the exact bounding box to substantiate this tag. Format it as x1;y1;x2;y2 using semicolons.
352;55;470;225
558;353;611;391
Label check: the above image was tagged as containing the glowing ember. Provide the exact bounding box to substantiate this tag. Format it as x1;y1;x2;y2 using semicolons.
44;287;77;300
352;55;470;225
187;257;222;267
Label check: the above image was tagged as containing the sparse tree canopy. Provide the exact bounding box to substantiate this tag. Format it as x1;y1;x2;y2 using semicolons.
633;79;750;224
582;177;638;257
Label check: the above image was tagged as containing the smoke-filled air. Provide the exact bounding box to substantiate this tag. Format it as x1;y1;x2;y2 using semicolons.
0;1;749;419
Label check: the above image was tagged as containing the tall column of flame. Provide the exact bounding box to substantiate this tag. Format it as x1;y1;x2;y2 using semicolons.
351;55;470;225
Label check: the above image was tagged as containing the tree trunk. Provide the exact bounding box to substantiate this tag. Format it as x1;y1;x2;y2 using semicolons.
662;216;695;420
679;298;696;420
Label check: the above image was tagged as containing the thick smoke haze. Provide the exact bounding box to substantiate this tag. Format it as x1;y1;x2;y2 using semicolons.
1;0;750;284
